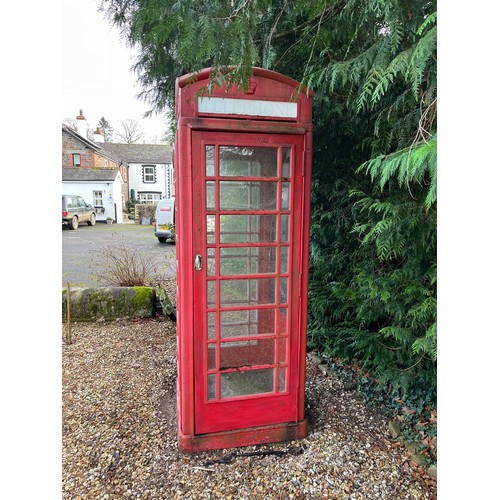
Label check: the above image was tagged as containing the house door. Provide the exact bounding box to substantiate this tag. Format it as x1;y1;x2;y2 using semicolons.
192;131;306;434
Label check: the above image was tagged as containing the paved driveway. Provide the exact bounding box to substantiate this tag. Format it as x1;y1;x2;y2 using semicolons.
62;222;176;287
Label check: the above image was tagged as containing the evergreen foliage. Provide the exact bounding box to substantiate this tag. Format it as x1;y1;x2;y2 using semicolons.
97;116;114;142
98;0;437;397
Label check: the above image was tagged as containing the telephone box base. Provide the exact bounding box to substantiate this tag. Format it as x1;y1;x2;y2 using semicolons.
178;420;308;453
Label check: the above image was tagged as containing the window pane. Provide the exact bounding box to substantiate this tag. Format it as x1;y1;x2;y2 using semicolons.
219;309;274;338
144;165;155;182
220;310;256;338
220;279;276;308
206;181;215;210
219;339;275;370
280;277;288;304
278;367;286;393
281;182;290;210
207;312;216;340
219;146;278;177
207;281;216;307
280;215;289;242
208;374;216;400
207;343;216;370
220;247;276;275
93;193;102;206
278;337;287;363
220;368;274;398
206;145;215;176
219;322;257;339
282;148;291;178
207;248;216;276
255;308;275;336
220;215;276;243
220;181;277;211
277;308;288;334
206;215;216;244
280;247;289;274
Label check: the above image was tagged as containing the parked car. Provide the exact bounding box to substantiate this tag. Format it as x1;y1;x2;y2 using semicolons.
62;195;96;230
154;198;175;243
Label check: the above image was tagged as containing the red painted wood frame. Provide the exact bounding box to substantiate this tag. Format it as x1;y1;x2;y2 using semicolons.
175;68;313;453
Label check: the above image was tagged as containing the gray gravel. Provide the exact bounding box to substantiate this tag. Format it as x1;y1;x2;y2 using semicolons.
62;282;431;499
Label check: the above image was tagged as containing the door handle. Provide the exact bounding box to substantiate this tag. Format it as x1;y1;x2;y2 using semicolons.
194;254;203;271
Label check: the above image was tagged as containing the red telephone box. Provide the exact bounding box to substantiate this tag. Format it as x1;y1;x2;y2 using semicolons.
174;67;313;452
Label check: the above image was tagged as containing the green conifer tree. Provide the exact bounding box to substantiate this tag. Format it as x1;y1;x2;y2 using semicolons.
98;0;437;393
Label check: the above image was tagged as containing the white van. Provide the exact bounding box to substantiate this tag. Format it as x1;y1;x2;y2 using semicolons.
154;198;175;243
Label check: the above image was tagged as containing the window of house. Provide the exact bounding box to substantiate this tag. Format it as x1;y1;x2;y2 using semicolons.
93;191;103;207
143;165;156;183
73;153;81;167
104;159;109;168
139;193;160;203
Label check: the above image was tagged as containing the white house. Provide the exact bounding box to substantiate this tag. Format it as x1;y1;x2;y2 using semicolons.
99;143;174;203
62;168;125;223
62;112;129;220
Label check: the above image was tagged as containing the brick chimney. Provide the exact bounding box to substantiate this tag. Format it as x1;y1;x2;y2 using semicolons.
76;109;87;138
93;127;104;143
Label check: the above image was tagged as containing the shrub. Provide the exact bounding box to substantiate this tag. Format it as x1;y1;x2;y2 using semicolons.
91;240;164;287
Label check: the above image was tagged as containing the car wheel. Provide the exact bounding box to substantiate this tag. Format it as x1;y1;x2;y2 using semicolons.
158;237;167;243
87;213;96;226
69;215;79;230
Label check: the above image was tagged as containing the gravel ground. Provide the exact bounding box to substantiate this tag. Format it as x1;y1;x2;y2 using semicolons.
62;283;433;499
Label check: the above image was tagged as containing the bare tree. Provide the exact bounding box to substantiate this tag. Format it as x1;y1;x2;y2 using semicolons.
115;119;144;144
148;132;170;145
63;118;77;130
64;118;94;140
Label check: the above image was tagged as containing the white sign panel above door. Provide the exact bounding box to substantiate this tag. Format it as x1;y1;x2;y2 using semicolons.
198;97;298;119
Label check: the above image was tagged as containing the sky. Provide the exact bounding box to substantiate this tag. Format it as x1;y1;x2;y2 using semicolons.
62;0;169;143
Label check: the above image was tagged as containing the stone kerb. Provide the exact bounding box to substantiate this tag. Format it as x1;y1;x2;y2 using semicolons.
62;286;155;321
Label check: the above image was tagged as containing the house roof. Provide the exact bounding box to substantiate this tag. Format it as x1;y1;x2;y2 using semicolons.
62;168;120;182
62;124;99;149
99;143;172;164
62;124;123;164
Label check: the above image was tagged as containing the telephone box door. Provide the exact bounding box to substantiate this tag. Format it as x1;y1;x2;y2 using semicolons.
192;131;306;434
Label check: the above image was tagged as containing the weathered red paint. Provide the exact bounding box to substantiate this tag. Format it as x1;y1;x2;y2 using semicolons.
175;67;313;452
